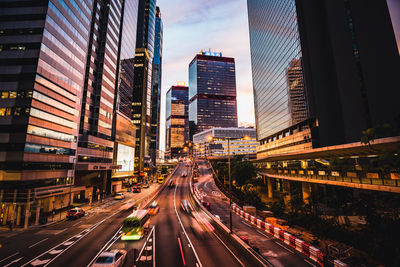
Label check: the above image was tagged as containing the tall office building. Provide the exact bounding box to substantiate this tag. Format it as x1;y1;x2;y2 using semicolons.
188;51;238;138
166;83;189;159
248;0;400;158
0;0;139;226
0;0;92;226
150;6;163;164
133;0;157;173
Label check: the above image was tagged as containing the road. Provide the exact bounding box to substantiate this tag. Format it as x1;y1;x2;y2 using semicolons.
195;161;317;267
0;163;244;267
0;183;160;267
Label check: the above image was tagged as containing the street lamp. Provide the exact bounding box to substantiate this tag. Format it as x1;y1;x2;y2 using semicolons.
223;135;249;234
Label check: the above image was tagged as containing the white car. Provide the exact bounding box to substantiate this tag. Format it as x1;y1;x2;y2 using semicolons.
114;193;125;200
92;250;127;267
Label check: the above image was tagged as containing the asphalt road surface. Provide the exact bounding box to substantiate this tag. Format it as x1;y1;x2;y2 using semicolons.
195;161;317;267
0;163;244;267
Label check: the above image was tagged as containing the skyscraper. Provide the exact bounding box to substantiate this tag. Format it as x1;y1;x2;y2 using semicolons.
150;6;163;164
165;83;189;159
188;51;238;138
248;0;400;158
0;0;139;227
0;0;91;226
133;0;157;172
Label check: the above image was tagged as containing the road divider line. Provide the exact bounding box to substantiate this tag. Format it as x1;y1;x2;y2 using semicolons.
0;252;19;263
29;238;49;248
211;231;245;266
305;258;318;267
173;167;203;267
87;226;122;267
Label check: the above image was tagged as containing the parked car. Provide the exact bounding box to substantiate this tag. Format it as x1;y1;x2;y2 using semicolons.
132;186;141;193
92;249;127;267
142;183;150;188
67;207;85;220
114;193;124;200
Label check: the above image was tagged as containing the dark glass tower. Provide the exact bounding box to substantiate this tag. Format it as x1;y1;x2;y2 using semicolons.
188;51;238;138
150;6;162;164
166;84;189;159
133;0;157;172
248;0;400;154
0;0;92;226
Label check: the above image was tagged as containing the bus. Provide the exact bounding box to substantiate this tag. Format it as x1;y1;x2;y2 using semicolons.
121;209;149;241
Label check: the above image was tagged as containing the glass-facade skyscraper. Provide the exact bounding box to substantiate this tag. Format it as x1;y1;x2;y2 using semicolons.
166;84;189;159
133;0;157;172
188;51;238;138
150;6;163;164
0;0;140;227
248;0;400;159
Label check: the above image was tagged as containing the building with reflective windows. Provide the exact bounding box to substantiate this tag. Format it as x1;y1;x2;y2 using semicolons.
150;6;163;164
133;0;157;173
188;51;238;139
193;128;257;159
0;0;139;227
166;84;189;159
248;0;400;159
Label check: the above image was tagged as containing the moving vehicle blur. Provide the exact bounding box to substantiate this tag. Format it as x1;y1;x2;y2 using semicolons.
148;201;159;215
181;199;192;214
121;209;149;241
92;249;127;267
181;171;187;177
168;180;175;188
67;207;85;220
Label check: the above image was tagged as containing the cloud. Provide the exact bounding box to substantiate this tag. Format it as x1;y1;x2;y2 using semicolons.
157;0;255;151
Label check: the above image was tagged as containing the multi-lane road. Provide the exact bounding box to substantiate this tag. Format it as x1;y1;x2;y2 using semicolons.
195;161;316;267
0;162;244;267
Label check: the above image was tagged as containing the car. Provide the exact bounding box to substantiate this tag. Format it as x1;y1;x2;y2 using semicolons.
168;180;175;188
142;183;149;188
181;172;187;177
114;193;124;200
132;186;141;193
92;249;127;267
148;201;159;215
181;199;192;214
201;201;211;212
67;207;85;220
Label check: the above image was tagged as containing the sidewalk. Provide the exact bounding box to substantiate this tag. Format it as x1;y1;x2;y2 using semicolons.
0;183;161;234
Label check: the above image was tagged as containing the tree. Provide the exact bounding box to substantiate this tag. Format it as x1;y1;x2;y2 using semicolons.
232;160;257;186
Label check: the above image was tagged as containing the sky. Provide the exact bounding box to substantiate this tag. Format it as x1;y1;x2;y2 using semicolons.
157;0;255;153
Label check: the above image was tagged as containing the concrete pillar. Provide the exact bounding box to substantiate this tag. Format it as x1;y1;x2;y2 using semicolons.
283;180;291;206
16;205;21;226
24;189;31;229
35;203;41;226
302;182;311;204
267;177;273;198
2;205;8;225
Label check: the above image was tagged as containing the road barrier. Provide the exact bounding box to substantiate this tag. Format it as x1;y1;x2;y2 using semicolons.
190;167;270;267
231;204;349;267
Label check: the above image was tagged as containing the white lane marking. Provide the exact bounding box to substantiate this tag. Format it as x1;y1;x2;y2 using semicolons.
72;221;82;227
62;241;74;246
30;259;50;266
174;172;203;267
0;252;19;263
256;230;271;240
3;257;23;267
86;226;122;267
304;259;318;267
274;241;294;254
136;226;155;263
29;238;49;248
211;231;245;266
54;228;67;235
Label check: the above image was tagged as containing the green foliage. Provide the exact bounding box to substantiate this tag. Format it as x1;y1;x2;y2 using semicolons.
361;123;392;145
243;191;265;210
232;160;257;186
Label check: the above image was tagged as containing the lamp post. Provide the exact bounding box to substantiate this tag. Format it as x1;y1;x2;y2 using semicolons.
209;135;249;234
